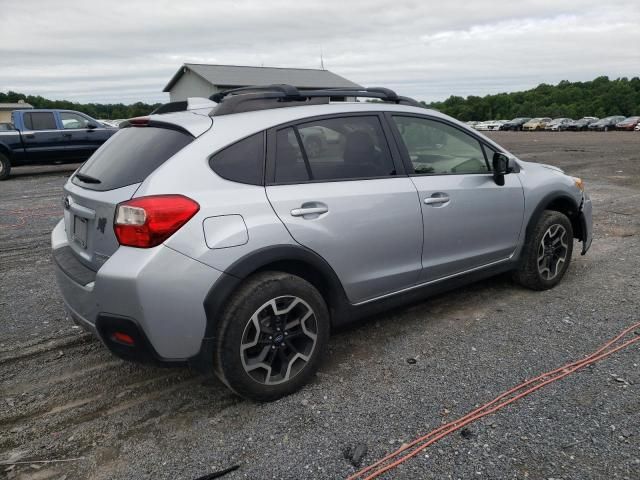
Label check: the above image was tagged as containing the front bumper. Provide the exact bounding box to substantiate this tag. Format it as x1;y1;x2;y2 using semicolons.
579;193;593;255
51;219;226;361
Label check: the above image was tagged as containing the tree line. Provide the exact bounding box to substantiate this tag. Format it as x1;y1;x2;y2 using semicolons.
0;91;160;120
3;75;640;122
424;76;640;121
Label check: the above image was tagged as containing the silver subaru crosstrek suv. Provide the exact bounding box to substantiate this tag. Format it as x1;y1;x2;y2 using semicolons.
52;86;593;401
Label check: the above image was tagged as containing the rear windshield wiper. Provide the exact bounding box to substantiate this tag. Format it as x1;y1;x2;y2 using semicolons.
74;172;101;184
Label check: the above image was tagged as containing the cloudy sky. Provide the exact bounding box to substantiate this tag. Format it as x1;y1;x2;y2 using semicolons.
1;0;639;104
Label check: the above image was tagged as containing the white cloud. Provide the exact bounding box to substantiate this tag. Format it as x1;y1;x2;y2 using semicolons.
0;0;638;103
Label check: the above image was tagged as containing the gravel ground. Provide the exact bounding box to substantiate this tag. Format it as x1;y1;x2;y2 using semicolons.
1;132;639;480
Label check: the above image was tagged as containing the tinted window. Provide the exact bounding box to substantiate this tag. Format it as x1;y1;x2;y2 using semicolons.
274;116;395;183
60;112;91;129
24;112;57;130
72;127;193;191
210;132;264;185
392;116;489;175
274;128;309;183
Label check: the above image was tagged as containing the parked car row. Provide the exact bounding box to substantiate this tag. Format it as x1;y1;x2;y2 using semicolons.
467;116;639;132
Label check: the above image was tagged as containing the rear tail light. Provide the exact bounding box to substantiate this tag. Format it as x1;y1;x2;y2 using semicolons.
114;195;199;248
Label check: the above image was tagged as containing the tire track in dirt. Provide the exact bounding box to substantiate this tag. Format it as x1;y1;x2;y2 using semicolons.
0;334;93;365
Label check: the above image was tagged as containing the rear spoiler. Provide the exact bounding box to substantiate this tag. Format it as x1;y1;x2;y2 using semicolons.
150;97;217;115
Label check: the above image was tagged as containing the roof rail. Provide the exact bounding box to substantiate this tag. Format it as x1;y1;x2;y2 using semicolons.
209;84;423;116
210;84;301;103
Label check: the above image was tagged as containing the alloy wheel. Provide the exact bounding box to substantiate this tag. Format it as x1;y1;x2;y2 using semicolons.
537;224;569;280
240;296;318;385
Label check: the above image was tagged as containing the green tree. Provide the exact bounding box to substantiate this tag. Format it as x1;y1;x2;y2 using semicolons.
0;91;161;119
425;77;640;120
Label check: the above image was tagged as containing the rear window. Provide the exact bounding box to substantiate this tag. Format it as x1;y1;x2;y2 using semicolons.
72;127;193;191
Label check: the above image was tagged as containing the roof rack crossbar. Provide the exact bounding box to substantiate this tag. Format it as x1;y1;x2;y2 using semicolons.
210;84;301;103
209;84;423;115
147;86;422;118
210;84;421;105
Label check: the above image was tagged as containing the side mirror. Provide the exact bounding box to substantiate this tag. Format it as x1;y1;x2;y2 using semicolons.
87;123;98;130
492;152;510;186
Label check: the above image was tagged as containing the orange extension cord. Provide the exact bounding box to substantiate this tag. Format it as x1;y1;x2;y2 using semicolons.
348;321;640;480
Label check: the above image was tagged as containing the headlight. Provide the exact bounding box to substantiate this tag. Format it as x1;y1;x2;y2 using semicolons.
572;177;584;191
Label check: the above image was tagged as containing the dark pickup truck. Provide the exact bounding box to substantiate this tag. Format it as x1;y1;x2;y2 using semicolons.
0;109;117;180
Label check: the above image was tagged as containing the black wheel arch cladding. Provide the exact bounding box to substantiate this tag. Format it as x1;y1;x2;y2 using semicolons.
526;191;583;242
202;244;349;339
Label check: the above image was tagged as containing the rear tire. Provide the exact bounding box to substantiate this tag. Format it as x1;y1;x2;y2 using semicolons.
0;153;11;180
214;271;330;401
513;210;573;290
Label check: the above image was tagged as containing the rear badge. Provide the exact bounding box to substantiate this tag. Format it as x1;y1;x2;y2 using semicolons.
96;217;107;234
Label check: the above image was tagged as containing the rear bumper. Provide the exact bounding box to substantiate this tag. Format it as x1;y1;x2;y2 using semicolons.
52;221;100;335
51;218;227;362
579;193;593;255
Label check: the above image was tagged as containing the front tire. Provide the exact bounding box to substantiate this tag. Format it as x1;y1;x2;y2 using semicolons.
513;210;573;290
215;272;330;401
0;153;11;180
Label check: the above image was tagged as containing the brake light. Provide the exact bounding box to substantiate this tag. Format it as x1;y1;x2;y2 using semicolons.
128;116;150;127
114;195;199;248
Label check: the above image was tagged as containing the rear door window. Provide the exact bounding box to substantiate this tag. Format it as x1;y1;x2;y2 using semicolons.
273;128;309;183
72;127;193;191
24;112;57;130
273;116;396;184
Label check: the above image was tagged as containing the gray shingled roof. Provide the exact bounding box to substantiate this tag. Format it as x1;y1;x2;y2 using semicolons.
163;64;362;92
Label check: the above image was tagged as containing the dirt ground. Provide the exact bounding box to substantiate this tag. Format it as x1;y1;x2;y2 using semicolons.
1;131;639;480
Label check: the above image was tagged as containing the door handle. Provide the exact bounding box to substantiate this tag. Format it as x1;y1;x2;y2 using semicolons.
25;133;35;139
291;206;328;217
424;194;450;206
63;133;72;138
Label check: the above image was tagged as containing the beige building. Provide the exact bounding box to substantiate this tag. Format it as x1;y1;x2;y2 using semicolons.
163;64;361;102
0;101;33;123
